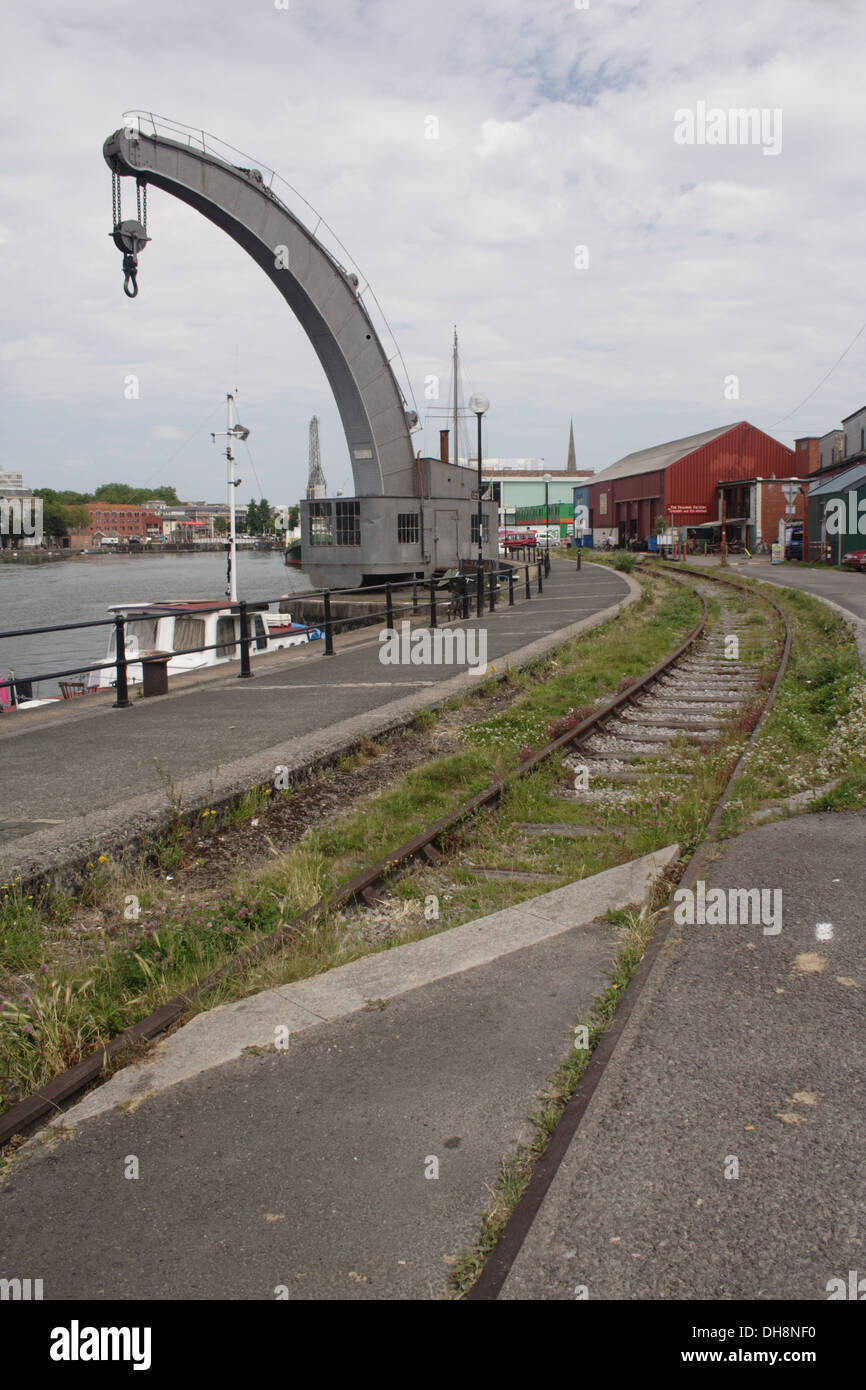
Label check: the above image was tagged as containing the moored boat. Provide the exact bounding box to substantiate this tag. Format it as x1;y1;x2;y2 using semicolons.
90;600;320;691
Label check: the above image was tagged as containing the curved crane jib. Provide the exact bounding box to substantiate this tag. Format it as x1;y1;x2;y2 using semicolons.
102;125;416;499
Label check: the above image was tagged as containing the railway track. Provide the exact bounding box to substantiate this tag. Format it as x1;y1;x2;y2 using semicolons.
0;564;789;1148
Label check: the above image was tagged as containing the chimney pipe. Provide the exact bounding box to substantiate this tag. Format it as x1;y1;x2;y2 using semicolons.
440;429;450;463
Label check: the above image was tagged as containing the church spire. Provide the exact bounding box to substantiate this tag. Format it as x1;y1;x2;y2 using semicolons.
567;418;577;473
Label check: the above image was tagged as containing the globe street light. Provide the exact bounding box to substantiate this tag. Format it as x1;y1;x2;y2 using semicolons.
469;393;489;617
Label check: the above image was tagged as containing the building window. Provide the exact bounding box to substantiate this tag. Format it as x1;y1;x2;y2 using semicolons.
335;499;360;546
308;501;333;546
471;514;490;544
397;512;420;544
599;493;608;516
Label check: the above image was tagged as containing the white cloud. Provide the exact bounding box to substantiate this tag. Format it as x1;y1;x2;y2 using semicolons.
2;0;866;500
151;424;186;441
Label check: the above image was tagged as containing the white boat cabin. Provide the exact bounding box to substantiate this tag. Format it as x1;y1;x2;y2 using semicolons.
93;600;314;689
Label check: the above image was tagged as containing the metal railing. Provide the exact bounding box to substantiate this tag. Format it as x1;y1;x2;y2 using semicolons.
0;558;557;711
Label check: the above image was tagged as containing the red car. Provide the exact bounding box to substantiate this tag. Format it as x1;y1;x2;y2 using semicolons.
842;550;866;572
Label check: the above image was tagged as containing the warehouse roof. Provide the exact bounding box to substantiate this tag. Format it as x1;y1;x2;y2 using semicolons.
809;462;866;496
590;423;739;484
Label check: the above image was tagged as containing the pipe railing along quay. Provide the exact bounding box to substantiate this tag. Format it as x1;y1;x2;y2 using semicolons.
0;558;556;709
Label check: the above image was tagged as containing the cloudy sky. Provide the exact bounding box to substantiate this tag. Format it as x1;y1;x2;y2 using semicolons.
2;0;865;504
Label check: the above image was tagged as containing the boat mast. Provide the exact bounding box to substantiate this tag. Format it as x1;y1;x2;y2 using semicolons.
212;393;248;602
452;327;459;466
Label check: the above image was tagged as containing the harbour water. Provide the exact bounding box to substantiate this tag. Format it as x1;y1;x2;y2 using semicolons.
0;551;312;697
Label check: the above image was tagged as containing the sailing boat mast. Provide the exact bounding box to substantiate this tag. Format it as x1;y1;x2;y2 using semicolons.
226;394;238;603
212;393;250;604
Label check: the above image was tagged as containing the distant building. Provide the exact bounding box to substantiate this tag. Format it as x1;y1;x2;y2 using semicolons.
585;421;801;548
82;503;161;545
483;421;592;530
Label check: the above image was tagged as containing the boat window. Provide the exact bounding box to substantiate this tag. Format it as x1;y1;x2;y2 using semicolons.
108;617;158;656
127;618;159;649
253;615;267;650
174;617;206;653
216;616;237;658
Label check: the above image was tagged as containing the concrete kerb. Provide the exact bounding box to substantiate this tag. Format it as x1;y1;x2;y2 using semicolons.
0;565;640;891
37;841;678;1138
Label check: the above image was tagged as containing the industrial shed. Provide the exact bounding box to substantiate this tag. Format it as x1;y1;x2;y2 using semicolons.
586;422;801;548
808;462;866;563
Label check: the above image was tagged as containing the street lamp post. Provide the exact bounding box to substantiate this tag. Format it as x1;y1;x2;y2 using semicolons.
469;393;489;618
543;471;552;576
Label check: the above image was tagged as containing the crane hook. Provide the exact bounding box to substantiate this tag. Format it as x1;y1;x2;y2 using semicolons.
111;219;150;299
122;253;139;298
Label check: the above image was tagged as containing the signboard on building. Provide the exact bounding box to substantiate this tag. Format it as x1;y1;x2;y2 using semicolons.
668;505;708;515
573;503;589;533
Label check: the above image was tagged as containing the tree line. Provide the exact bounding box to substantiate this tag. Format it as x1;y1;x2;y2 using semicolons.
28;483;300;539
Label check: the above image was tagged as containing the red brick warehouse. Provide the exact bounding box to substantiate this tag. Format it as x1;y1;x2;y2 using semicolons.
587;422;807;547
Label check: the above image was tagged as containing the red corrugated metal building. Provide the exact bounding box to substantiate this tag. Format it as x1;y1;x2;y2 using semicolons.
588;422;804;543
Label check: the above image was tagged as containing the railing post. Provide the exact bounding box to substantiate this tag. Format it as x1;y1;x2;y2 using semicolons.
462;574;470;620
238;601;253;677
488;569;496;612
537;560;543;593
576;546;582;571
412;579;419;615
323;590;335;655
386;582;394;631
113;615;130;708
544;549;551;578
525;563;531;600
508;571;515;605
476;564;484;619
429;580;437;628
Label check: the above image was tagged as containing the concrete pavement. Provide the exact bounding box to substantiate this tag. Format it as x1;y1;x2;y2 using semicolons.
0;847;677;1300
498;812;866;1300
0;560;631;884
4;812;862;1302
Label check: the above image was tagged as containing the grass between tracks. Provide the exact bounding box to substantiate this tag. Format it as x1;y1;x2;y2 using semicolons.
0;572;697;1117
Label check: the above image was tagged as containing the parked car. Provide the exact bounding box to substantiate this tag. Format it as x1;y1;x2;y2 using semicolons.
785;527;803;561
842;549;866;572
